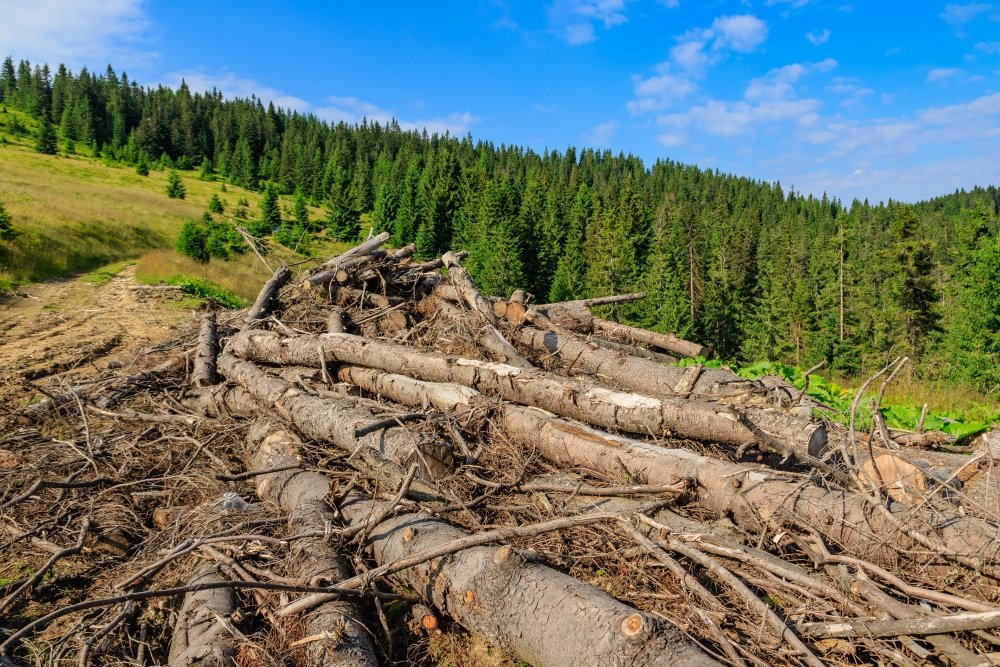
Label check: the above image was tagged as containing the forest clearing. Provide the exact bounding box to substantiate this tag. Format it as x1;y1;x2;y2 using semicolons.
2;232;999;667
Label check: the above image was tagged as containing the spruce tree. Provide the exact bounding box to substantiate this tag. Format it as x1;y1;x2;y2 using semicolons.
175;218;208;262
0;200;15;241
258;181;281;232
135;152;149;176
208;193;224;214
293;189;310;229
34;113;57;155
166;170;186;199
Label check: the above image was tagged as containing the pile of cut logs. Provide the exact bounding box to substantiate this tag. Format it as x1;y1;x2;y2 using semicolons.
3;232;999;667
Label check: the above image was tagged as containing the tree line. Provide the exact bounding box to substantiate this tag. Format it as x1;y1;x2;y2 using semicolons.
2;56;999;394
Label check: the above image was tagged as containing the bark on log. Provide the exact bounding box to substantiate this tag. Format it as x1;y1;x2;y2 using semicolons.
191;312;219;387
326;365;1000;588
247;420;379;666
333;250;387;284
592;319;712;359
337;496;719;667
441;251;499;326
399;250;468;276
514;327;748;400
245;265;292;325
306;232;391;287
167;565;235;667
217;351;450;490
326;307;346;334
226;330;820;453
476;325;535;369
536;293;647;311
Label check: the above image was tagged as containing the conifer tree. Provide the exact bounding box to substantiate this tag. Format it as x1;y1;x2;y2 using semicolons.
166;170;186;199
370;180;397;234
258;181;281;231
208;193;224;214
175;218;208;262
0;200;15;241
135;152;149;176
293;189;310;229
34;113;57;154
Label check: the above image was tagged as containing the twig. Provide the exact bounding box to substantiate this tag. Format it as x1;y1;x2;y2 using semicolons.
0;580;407;656
215;463;303;482
795;359;826;406
278;511;618;617
354;413;427;438
0;518;91;616
799;609;1000;639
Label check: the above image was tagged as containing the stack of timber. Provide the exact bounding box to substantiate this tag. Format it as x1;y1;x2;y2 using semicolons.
3;232;1000;667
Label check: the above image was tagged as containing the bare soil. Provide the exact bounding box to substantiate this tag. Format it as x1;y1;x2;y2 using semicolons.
0;266;191;411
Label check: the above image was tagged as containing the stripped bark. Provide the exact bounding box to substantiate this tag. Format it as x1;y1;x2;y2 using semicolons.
477;325;534;369
336;496;719;667
441;251;499;326
592;319;712;359
217;351;450;490
324;364;1000;588
247;421;378;666
191;312;219;387
245;265;292;325
227;330;823;453
167;565;235;667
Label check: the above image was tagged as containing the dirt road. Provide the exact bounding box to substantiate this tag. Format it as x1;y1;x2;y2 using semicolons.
0;265;193;411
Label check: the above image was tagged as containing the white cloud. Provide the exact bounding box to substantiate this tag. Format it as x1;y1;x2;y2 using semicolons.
657;0;680;7
659;97;821;138
165;71;310;111
765;0;814;7
534;103;559;114
711;15;769;52
926;67;965;82
627;72;698;114
940;3;992;27
805;28;830;45
880;92;894;104
668;14;768;75
0;0;153;70
315;98;482;135
582;119;617;146
549;0;632;45
976;40;1000;54
564;22;597;44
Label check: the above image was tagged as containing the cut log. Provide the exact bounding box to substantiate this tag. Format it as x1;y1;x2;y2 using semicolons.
477;325;535;369
326;365;1000;588
306;232;391;287
592;319;711;359
190;312;219;387
326;306;346;334
217;351;451;489
333;249;387;284
397;249;469;276
167;565;235;667
514;327;749;400
441;251;498;326
247;420;378;666
336;496;719;667
227;330;822;453
245;265;292;325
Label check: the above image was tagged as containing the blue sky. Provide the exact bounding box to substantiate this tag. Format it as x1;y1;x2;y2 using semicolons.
2;0;999;203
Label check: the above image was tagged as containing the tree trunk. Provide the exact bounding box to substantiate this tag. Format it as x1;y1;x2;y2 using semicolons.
328;365;1000;589
306;232;391;287
591;318;711;359
247;420;379;666
337;496;719;667
226;330;818;452
245;265;292;325
191;312;219;387
167;565;235;667
216;351;450;492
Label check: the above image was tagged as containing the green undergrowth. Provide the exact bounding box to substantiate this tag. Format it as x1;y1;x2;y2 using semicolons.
160;275;247;309
79;260;133;285
679;358;1000;445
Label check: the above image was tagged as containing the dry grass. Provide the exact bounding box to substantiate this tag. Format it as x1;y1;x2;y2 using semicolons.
0;134;323;290
135;249;275;302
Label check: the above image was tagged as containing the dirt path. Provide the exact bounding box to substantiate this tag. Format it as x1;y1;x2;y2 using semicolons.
0;265;193;411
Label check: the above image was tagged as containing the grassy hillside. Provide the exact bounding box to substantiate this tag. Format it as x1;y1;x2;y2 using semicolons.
0;108;339;297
